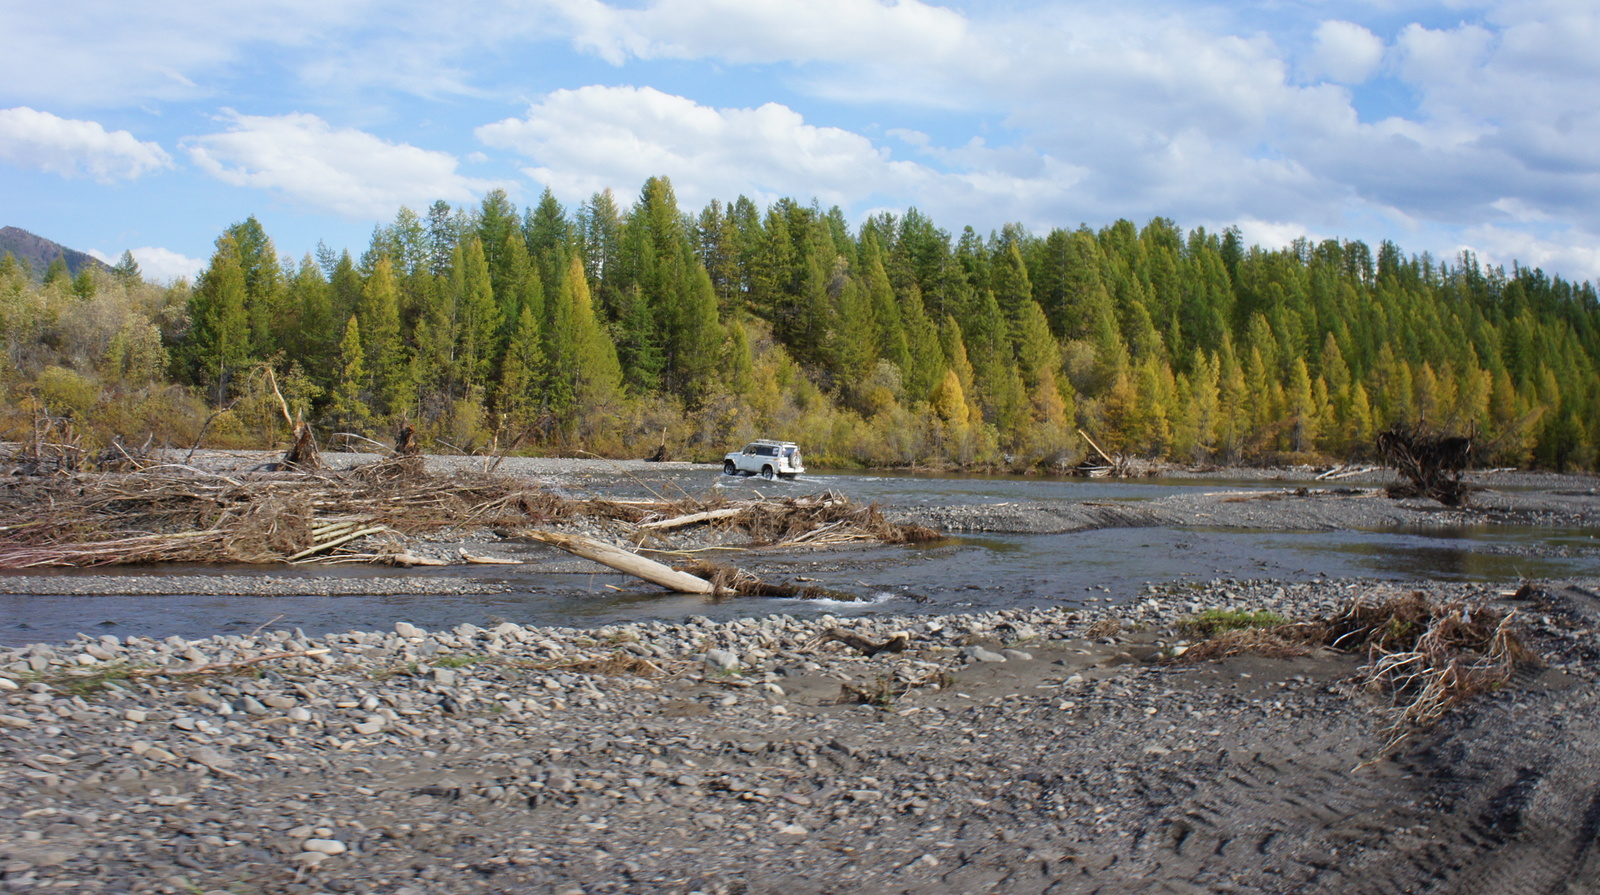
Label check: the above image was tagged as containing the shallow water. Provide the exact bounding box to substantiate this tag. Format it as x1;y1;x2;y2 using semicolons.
3;470;1596;646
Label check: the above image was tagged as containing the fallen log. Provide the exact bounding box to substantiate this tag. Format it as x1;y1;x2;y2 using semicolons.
639;507;744;531
288;525;391;562
458;548;522;565
519;529;715;594
386;551;448;567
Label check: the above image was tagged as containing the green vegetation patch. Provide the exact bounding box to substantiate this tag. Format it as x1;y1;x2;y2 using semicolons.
1178;609;1291;638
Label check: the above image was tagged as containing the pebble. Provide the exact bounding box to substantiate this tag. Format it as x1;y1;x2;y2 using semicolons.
704;649;741;673
301;838;347;856
0;571;1588;895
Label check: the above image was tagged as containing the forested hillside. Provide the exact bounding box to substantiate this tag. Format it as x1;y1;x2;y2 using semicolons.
3;177;1598;470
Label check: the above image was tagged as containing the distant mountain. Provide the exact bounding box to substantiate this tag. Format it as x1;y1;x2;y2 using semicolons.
0;226;113;281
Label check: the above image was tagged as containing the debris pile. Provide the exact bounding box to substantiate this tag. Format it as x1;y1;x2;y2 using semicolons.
0;452;934;570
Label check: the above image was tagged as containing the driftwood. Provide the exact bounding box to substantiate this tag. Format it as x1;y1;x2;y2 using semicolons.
1315;464;1378;481
673;559;857;600
516;532;864;602
519;529;715;594
809;628;911;656
0;463;930;570
387;551;448;567
1175;590;1536;762
640;507;744;531
458;548;522;565
1071;429;1161;478
122;648;333;678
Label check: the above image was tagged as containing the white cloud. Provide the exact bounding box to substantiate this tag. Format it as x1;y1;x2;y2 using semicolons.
1231;217;1324;254
184;111;507;219
6;0;1600;285
1304;20;1386;84
1459;223;1600;282
0;0;356;106
0;107;172;182
90;246;207;284
476;85;1083;226
477;85;913;209
562;0;968;67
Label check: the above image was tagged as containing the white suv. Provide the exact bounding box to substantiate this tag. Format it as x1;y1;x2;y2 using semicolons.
723;440;805;479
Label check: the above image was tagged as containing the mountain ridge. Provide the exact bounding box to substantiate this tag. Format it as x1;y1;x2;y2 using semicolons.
0;226;113;281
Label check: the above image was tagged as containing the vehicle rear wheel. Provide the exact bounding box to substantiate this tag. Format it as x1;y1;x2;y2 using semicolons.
761;465;775;480
723;460;736;475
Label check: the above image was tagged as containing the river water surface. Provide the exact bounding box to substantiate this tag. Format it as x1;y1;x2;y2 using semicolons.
3;469;1595;645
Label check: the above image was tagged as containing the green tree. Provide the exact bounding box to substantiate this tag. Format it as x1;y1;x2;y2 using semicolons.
560;254;623;414
112;250;142;285
185;235;253;401
358;257;411;418
327;316;372;431
497;301;545;431
452;237;502;395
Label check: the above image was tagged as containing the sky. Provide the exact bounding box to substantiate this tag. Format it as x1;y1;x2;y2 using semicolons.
2;0;1598;286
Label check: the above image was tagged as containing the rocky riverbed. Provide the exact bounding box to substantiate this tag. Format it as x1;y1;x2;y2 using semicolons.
5;575;1600;895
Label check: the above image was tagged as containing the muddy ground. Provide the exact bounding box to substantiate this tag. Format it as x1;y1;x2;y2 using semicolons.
2;456;1599;894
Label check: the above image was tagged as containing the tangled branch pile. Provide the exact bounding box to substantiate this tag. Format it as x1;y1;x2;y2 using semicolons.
710;493;939;547
0;456;935;569
1377;424;1474;505
1178;591;1537;754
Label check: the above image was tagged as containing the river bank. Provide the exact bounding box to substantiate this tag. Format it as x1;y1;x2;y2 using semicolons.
4;575;1599;894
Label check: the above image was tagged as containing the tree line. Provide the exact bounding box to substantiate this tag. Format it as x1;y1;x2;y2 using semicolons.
3;176;1598;470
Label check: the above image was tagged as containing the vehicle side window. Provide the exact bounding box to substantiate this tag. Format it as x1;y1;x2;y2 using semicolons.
744;445;756;454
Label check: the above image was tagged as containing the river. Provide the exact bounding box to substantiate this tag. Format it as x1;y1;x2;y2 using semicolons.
2;468;1595;645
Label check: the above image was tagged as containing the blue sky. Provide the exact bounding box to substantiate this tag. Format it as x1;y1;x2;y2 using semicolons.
2;0;1598;285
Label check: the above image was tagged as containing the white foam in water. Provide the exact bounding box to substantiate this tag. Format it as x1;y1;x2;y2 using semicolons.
792;591;899;610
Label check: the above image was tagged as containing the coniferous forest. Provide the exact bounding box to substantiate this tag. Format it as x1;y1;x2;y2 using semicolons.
4;176;1599;471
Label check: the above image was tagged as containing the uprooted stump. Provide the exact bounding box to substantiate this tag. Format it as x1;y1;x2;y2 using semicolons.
279;421;323;470
1377;424;1474;506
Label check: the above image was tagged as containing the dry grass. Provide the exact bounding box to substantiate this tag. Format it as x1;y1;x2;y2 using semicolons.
1084;617;1125;639
551;652;670;678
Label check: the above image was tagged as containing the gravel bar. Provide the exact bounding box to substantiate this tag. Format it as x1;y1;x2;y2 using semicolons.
5;576;1600;894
